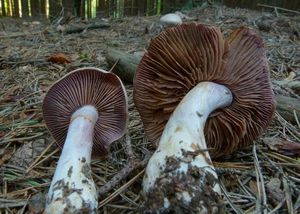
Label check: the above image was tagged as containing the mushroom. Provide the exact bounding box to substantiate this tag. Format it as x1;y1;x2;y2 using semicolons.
159;13;183;27
133;23;275;212
43;67;128;213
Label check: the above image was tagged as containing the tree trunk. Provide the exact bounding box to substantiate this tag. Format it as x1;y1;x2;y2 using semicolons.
74;0;81;17
21;0;29;18
49;0;61;19
13;0;19;17
62;0;73;15
80;0;85;18
7;0;12;16
40;0;47;18
147;0;155;16
124;0;130;16
96;0;105;17
1;0;6;16
30;0;39;17
137;0;146;16
86;0;91;18
162;0;171;13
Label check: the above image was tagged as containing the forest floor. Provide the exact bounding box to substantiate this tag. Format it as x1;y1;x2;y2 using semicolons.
0;4;300;214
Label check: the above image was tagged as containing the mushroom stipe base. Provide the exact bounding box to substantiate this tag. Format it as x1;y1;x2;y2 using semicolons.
144;155;223;213
45;157;97;213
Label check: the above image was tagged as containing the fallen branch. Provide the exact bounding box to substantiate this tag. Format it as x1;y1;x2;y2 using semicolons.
276;95;300;124
99;169;145;208
63;22;110;34
104;48;141;83
273;80;300;95
0;30;47;39
98;132;151;198
257;3;300;15
98;155;150;198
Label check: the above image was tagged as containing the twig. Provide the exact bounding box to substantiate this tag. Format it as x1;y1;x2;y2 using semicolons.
123;132;136;162
0;199;28;208
0;132;46;144
253;144;268;214
0;30;47;39
99;169;145;208
63;22;110;34
219;182;244;214
269;200;285;214
26;147;60;174
293;110;300;129
25;140;56;173
283;177;294;214
257;3;300;15
98;154;150;197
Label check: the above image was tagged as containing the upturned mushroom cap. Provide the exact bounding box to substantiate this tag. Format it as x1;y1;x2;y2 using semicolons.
133;23;275;158
43;67;128;157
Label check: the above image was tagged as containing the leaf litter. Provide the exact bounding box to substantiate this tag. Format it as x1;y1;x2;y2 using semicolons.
0;5;300;214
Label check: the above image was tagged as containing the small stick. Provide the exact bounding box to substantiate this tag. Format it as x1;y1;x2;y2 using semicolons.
253;144;268;214
26;140;56;173
283;178;295;214
0;132;45;144
293;110;300;129
98;154;150;197
219;182;243;214
257;3;300;15
99;169;145;208
123;132;136;162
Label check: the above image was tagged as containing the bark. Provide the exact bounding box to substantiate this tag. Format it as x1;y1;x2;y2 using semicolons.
13;0;19;17
49;0;61;19
96;0;105;17
104;48;141;83
21;0;29;18
62;0;73;15
1;0;6;16
30;0;39;17
86;0;91;18
137;0;146;16
40;0;46;18
276;95;300;124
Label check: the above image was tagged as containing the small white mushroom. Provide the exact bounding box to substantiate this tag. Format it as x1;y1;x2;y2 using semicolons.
159;13;182;27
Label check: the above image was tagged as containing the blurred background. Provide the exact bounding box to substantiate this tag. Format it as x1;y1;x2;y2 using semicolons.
0;0;299;20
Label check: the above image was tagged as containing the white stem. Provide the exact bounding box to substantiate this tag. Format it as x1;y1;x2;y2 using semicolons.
45;105;99;214
143;82;233;212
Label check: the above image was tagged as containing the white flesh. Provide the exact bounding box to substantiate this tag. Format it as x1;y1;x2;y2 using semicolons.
45;105;98;214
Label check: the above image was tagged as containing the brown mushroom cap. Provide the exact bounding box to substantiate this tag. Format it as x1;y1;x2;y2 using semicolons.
133;23;275;158
43;67;128;157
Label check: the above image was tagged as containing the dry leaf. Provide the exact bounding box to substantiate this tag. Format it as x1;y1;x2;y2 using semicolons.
8;139;48;169
47;53;71;64
266;178;285;206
